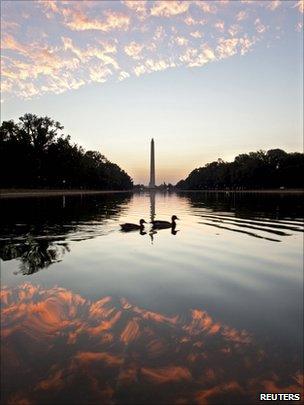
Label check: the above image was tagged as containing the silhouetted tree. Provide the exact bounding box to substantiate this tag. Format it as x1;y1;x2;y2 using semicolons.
0;114;133;190
176;149;304;190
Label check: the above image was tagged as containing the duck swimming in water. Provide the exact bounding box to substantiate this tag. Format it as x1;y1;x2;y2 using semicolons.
120;219;146;232
151;215;179;229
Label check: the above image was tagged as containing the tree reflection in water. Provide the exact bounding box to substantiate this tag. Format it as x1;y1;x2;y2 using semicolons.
184;191;304;221
0;238;70;275
0;193;131;274
1;283;302;405
184;192;304;242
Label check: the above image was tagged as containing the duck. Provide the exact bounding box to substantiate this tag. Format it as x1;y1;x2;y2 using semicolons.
120;219;146;232
151;215;179;229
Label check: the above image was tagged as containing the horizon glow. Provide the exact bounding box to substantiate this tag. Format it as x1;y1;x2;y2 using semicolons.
1;0;303;185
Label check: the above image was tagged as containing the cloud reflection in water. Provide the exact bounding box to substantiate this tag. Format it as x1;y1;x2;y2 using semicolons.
1;283;302;404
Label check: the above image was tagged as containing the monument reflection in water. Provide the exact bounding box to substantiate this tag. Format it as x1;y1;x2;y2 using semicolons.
1;192;303;404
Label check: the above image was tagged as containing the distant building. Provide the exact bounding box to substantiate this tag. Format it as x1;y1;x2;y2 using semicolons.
149;138;156;188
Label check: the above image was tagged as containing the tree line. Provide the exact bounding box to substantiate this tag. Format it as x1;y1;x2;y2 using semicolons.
0;114;133;190
176;149;304;190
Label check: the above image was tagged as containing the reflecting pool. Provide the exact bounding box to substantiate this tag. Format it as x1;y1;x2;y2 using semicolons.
1;191;303;404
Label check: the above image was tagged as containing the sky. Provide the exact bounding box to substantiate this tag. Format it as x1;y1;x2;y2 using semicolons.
1;0;303;185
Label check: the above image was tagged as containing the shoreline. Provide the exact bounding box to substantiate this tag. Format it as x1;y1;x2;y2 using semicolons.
176;189;304;194
0;188;303;198
0;189;133;199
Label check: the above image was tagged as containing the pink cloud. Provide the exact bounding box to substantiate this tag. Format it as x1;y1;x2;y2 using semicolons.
122;0;147;18
151;1;189;17
64;9;130;31
0;0;297;100
124;41;144;59
190;31;203;39
236;10;248;21
293;0;304;13
255;18;267;34
175;36;189;46
195;1;217;14
215;20;225;32
216;37;239;59
266;1;281;11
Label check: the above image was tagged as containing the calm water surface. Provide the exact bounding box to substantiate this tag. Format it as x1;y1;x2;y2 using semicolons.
1;192;303;404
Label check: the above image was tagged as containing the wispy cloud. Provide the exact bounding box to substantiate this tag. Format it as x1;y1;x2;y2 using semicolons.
175;36;189;46
190;31;203;39
124;41;144;59
195;1;217;14
1;0;301;100
214;20;225;33
65;10;130;32
122;0;147;18
293;0;304;13
254;18;267;34
216;38;239;59
266;1;281;11
150;1;190;17
236;11;248;22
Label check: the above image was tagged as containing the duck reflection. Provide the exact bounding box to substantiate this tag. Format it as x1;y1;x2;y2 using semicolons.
1;284;302;405
149;226;179;244
148;192;180;242
149;229;157;244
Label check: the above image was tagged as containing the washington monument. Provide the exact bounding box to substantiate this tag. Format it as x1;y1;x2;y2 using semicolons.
149;138;156;188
